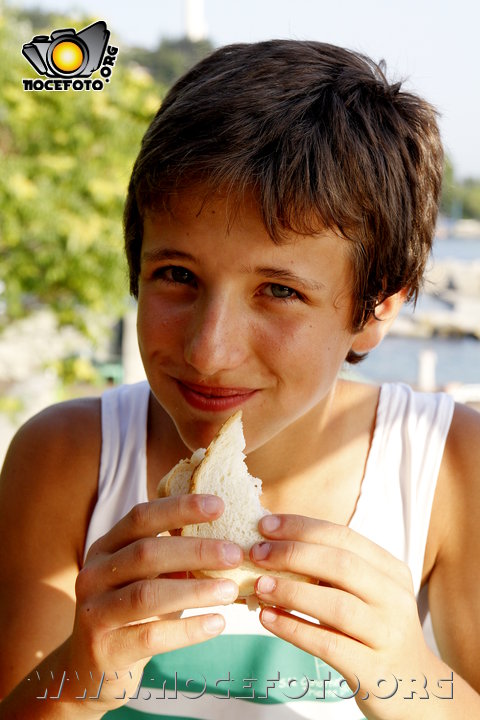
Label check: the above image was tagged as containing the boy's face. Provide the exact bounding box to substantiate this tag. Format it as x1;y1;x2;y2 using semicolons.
137;188;359;453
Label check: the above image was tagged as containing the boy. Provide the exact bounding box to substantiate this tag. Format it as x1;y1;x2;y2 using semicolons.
1;40;479;720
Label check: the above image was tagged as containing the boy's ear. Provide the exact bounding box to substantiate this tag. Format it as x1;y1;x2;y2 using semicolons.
350;289;407;354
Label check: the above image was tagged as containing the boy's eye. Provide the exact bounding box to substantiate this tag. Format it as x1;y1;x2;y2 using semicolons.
265;283;300;300
155;266;196;285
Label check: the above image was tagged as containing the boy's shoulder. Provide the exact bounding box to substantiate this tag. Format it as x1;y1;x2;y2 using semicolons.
9;395;102;473
445;399;480;448
441;400;480;491
427;400;480;572
0;396;102;563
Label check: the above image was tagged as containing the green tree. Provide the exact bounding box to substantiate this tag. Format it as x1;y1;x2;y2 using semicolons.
440;156;457;217
440;157;480;220
459;179;480;220
0;7;161;332
123;36;214;88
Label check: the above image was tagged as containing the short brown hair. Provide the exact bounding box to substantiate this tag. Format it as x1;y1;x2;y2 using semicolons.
124;40;443;362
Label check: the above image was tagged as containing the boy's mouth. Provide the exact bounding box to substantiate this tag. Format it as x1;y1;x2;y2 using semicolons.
175;379;257;411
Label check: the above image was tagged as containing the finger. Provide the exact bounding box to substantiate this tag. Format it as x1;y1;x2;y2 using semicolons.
250;539;399;607
87;495;224;557
102;613;227;668
85;578;238;629
258;514;413;592
77;535;243;594
108;535;243;587
255;575;377;647
259;606;367;690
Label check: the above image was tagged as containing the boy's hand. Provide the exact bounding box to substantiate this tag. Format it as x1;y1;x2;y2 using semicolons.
65;494;242;712
252;514;452;720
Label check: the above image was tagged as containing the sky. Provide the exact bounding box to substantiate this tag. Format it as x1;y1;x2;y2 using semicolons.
11;0;480;180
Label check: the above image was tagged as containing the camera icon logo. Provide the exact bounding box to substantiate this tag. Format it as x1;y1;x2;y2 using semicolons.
22;21;110;78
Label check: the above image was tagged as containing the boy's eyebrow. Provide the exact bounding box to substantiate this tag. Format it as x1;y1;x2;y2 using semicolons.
141;248;195;264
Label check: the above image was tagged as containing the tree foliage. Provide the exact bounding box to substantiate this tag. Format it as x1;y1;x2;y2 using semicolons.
440;159;480;220
456;180;480;220
0;7;161;332
122;36;214;87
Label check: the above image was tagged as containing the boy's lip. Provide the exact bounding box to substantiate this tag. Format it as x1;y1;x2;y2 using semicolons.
175;379;258;411
178;380;256;396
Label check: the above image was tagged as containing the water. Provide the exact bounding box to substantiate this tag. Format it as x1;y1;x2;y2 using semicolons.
349;236;480;388
433;236;480;262
356;335;480;388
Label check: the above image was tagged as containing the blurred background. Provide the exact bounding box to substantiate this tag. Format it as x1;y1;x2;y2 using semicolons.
1;0;479;464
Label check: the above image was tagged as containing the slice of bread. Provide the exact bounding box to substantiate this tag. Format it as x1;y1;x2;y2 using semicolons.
157;410;311;598
158;448;206;499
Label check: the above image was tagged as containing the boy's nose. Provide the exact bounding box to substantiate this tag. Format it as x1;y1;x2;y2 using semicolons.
183;293;249;377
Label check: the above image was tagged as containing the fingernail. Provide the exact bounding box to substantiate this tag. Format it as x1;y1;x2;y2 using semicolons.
203;614;225;634
252;542;271;561
257;575;276;594
216;580;238;602
201;495;222;515
261;608;278;624
261;515;281;533
223;543;242;565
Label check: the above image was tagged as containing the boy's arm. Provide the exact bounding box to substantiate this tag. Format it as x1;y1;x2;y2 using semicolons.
0;400;102;700
0;400;243;718
248;401;480;719
427;402;480;692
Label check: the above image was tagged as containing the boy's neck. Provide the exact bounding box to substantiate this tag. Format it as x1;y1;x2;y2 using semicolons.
247;380;380;522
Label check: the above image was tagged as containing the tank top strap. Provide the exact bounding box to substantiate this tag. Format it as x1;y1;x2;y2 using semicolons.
349;382;454;595
83;381;151;561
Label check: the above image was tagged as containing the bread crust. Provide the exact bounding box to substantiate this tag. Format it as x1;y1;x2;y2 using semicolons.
189;410;243;496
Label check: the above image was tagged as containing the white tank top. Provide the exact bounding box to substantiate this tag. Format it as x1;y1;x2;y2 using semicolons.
84;381;454;720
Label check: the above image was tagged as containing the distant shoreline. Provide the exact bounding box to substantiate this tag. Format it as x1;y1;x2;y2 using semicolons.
436;217;480;240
